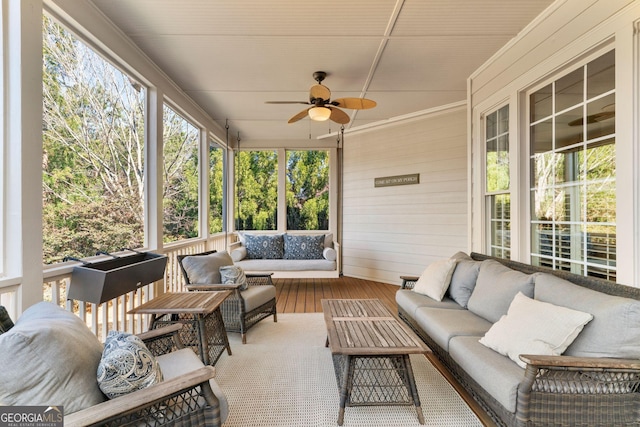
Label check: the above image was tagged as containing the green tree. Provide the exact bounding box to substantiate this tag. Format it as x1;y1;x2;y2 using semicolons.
286;151;329;230
235;151;278;230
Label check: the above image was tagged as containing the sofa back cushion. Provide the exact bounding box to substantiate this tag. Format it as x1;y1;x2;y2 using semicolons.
467;260;536;323
0;302;106;413
447;252;481;308
283;234;324;260
535;273;640;358
182;251;233;284
244;234;284;259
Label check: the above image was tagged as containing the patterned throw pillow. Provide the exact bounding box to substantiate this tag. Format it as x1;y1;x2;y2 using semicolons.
219;265;248;290
0;306;14;334
283;234;325;260
97;331;163;399
244;234;285;259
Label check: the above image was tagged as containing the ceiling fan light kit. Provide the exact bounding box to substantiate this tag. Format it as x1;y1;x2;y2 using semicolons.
308;106;331;121
267;71;377;125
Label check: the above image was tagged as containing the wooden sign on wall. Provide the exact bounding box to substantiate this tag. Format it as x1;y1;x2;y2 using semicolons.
374;173;420;188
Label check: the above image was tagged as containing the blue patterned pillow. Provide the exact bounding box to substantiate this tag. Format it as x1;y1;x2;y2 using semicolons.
220;265;248;290
284;234;325;260
0;306;14;334
97;331;163;399
244;234;284;259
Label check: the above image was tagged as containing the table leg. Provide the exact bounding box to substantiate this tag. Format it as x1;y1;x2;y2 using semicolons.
214;308;232;356
403;354;425;424
337;355;352;426
196;314;210;365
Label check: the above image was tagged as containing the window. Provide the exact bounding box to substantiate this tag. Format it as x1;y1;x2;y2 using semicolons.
162;105;200;242
209;141;224;234
235;150;278;230
42;17;146;263
286;150;329;230
529;50;615;280
485;105;510;258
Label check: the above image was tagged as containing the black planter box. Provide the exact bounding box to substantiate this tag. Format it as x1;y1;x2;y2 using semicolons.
67;252;167;304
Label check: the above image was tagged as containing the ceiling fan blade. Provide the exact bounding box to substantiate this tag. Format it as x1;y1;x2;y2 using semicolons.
310;84;331;101
328;106;350;124
266;101;310;105
288;108;312;124
332;97;377;110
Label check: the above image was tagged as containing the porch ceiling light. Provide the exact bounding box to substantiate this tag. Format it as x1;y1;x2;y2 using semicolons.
308;106;331;122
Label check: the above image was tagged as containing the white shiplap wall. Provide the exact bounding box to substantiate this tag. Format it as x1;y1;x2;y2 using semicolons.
341;106;468;285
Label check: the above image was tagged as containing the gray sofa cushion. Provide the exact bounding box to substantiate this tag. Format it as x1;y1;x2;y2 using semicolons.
235;258;336;272
467;260;536;323
157;348;229;424
448;252;481;308
535;273;640;358
396;290;463;318
449;335;524;413
414;307;492;352
0;302;106;413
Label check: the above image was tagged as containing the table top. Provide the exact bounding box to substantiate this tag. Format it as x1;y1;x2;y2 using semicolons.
321;299;430;356
128;291;231;315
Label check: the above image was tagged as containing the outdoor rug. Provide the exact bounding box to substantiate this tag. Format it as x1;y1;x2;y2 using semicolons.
214;313;483;427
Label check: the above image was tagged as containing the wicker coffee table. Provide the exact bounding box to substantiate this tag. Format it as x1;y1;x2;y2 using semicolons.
321;298;430;425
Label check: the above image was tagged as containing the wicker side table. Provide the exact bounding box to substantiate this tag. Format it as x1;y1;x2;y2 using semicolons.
129;291;232;366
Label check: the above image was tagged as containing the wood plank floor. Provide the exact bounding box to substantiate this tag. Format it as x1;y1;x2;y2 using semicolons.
273;276;399;314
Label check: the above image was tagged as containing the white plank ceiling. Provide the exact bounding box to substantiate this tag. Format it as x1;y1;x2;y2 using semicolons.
89;0;554;142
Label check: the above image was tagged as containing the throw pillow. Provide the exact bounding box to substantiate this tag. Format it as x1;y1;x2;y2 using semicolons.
283;234;325;260
467;260;536;323
323;247;337;261
244;234;285;259
479;292;593;368
97;331;163;399
0;305;14;334
0;302;106;413
447;252;481;308
182;251;233;284
413;258;458;301
219;265;249;290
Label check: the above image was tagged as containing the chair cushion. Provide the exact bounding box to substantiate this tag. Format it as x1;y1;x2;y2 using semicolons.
0;302;106;413
467;259;536;323
413;258;457;301
241;285;276;312
414;307;492;352
396;290;464;318
447;252;481;308
535;273;640;358
157;348;229;424
283;234;324;260
479;292;593;368
219;265;248;290
182;251;233;284
244;234;284;259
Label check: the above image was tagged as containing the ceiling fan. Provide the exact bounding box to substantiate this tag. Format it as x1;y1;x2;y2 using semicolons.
266;71;376;124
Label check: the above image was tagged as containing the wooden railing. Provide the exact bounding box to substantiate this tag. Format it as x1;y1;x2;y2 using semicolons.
41;233;232;341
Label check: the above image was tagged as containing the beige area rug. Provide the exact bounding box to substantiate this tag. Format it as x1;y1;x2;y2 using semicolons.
214;313;482;427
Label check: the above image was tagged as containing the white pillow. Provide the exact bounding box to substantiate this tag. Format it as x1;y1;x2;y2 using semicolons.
412;259;457;301
479;292;593;368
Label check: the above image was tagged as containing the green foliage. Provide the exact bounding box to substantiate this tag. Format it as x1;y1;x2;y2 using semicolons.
235;151;278;230
209;146;224;234
286;150;329;230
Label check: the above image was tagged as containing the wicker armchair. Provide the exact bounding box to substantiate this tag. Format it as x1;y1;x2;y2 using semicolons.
65;324;227;427
178;250;277;344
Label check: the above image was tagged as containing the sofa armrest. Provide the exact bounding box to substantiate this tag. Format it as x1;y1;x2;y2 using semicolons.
516;354;640;426
65;366;221;427
186;283;242;291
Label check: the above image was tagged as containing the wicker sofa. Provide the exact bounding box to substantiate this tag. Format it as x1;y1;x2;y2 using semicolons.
397;252;640;427
231;232;339;278
0;301;228;427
